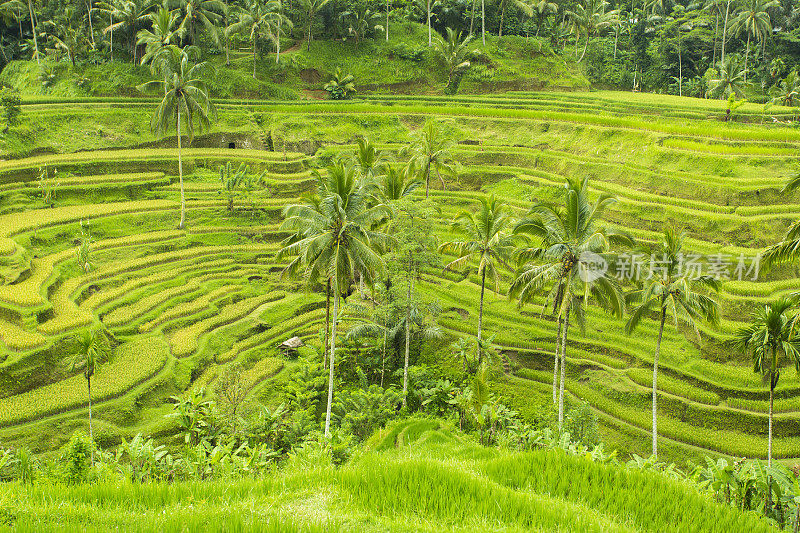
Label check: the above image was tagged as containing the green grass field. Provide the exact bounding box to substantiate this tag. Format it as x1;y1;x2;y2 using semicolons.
1;420;777;532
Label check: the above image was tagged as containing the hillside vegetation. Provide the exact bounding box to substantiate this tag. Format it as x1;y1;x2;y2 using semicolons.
1;420;778;532
0;88;797;470
0;23;588;100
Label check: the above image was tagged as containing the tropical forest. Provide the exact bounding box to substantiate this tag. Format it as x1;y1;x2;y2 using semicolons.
0;0;799;529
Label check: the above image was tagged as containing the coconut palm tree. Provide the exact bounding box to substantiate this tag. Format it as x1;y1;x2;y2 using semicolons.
433;27;474;94
226;0;287;78
137;7;180;65
498;0;532;37
278;160;391;436
566;0;617;62
732;0;778;82
101;0;155;63
762;174;800;268
96;0;121;60
532;0;558;36
510;177;629;432
139;45;216;229
346;307;402;387
352;137;391;181
339;5;382;43
68;328;111;463
730;298;800;467
625;227;720;458
176;0;224;46
439;195;514;366
0;0;27;41
324;68;357;100
707;53;747;98
369;162;421;202
298;0;330;51
405;120;456;199
769;70;800;107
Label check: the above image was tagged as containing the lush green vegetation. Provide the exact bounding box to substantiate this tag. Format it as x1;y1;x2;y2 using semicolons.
1;419;785;531
0;4;799;525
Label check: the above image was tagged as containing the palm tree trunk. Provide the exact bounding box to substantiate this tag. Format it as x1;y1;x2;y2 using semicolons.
427;0;431;46
324;287;338;436
276;22;281;63
578;32;588;62
768;372;774;467
424;161;430;198
712;10;718;66
553;316;562;404
652;309;665;458
87;0;95;47
402;265;413;407
613;29;618;58
177;109;185;229
499;0;505;37
678;33;682;97
469;0;477;36
477;266;486;367
481;0;486;45
110;13;114;61
767;370;774;516
88;376;94;464
324;278;330;371
253;38;258;78
381;322;387;387
744;32;750;83
558;308;569;432
27;0;38;65
721;0;730;62
386;0;389;41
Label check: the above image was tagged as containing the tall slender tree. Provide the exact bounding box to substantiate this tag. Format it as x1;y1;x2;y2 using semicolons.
625;228;720;458
439;195;514;366
278;160;391;436
510;177;629;431
730;298;800;467
732;0;778;82
298;0;330;51
68;328;111;463
101;0;155;63
405;120;456;199
176;0;224;46
137;7;180;65
226;0;288;78
139;45;216;229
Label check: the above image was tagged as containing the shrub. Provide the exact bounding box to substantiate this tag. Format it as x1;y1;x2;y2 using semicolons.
61;432;94;484
563;402;599;447
0;87;21;127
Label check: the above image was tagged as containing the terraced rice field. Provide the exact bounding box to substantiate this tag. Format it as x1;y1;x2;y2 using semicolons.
1;91;798;464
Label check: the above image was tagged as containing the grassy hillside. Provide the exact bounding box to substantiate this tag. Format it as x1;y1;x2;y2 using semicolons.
0;23;588;100
0;420;776;532
0;89;798;468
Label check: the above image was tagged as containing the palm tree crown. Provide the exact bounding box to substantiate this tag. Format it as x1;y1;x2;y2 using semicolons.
405;120;456;199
